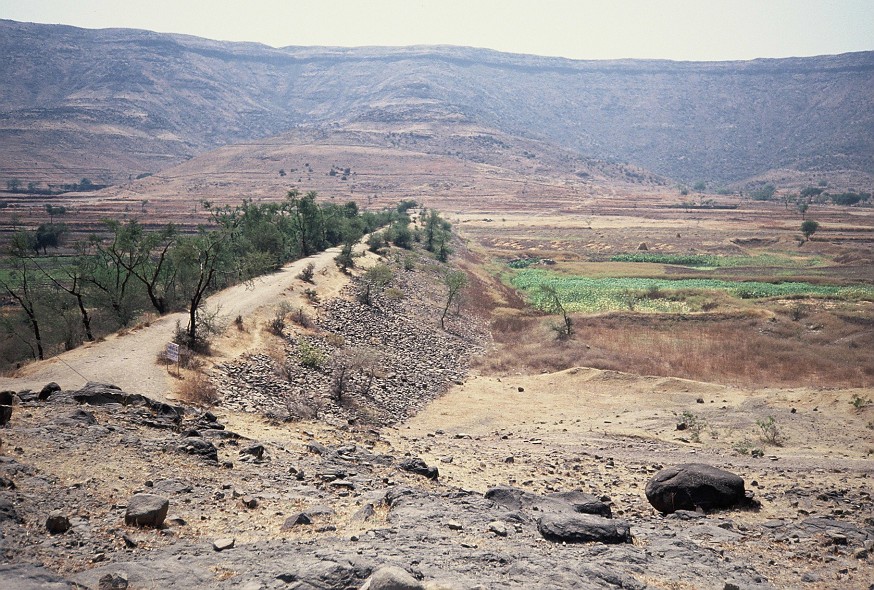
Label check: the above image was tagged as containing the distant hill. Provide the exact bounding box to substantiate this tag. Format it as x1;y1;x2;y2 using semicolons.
1;19;873;188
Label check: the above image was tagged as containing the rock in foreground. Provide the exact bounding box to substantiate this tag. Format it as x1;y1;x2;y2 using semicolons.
125;493;169;527
645;463;748;514
537;511;632;544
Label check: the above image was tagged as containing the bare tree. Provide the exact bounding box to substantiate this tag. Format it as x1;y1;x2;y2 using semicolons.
539;284;573;339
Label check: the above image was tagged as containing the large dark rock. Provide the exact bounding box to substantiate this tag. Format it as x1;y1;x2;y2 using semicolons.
46;512;71;534
176;437;219;462
0;390;14;426
0;563;77;590
38;382;61;400
486;485;612;518
398;457;438;480
124;493;169;527
537;511;632;544
72;382;182;423
645;463;747;514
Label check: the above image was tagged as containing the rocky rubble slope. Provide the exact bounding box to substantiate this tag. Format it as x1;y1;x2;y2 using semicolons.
1;380;872;589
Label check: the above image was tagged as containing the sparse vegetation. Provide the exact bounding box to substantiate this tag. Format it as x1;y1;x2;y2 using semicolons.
756;416;786;446
297;262;315;283
297;340;326;369
677;410;707;443
850;393;872;409
177;369;220;407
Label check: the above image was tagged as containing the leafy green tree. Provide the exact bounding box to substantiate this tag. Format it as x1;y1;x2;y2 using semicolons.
107;220;178;314
174;228;235;349
334;242;355;273
34;223;66;254
32;252;95;341
286;190;325;256
800;220;819;241
750;184;776;201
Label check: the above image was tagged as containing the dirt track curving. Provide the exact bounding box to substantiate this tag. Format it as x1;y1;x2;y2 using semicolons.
0;245;349;401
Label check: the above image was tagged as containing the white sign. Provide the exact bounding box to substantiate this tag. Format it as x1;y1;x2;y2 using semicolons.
166;342;180;362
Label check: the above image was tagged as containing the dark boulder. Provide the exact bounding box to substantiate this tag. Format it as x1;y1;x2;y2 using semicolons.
645;463;748;514
124;493;169;527
537;511;632;544
176;437;218;462
72;382;183;424
45;513;71;534
38;382;61;401
398;457;438;480
239;443;266;461
0;391;14;426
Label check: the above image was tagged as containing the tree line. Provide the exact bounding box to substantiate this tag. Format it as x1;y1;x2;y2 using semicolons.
0;190;399;366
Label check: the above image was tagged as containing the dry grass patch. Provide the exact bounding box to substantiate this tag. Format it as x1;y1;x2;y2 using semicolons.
478;309;874;389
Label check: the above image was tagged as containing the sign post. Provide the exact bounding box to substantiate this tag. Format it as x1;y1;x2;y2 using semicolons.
166;342;180;375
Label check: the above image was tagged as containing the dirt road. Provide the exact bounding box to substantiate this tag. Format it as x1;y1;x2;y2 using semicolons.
0;245;348;401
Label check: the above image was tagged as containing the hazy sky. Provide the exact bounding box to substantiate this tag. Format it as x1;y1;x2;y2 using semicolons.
1;0;872;61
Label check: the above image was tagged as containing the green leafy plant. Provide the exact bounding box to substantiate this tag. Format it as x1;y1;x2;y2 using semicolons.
678;410;707;443
756;416;786;446
298;341;326;369
297;262;315;283
732;438;764;457
850;393;872;409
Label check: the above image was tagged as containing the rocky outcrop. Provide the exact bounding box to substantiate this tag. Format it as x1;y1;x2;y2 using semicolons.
645;463;751;514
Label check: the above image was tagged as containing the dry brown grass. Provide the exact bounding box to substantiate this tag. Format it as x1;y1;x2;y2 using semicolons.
476;308;874;389
177;370;220;407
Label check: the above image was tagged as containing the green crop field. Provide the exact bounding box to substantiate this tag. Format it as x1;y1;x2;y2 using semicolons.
510;269;874;313
607;252;823;268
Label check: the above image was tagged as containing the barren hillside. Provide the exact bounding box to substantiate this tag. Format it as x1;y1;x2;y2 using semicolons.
2;19;873;187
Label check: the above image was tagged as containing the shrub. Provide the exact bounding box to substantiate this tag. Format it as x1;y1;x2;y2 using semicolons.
732;438;763;457
177;370;219;407
298;341;326;369
756;416;786;446
297;262;315;283
366;232;385;253
677;410;707;443
850;393;872;409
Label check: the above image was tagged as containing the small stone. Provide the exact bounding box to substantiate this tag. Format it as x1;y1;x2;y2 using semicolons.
213;537;235;551
45;513;71;534
447;520;463;531
488;521;508;536
241;495;258;509
281;512;312;530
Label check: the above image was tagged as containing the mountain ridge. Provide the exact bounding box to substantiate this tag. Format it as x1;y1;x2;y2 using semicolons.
2;19;872;187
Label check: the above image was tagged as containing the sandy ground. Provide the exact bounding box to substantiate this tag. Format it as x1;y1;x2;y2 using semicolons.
0;244;357;401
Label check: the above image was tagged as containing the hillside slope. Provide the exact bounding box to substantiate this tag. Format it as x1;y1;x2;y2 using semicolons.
1;19;872;186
